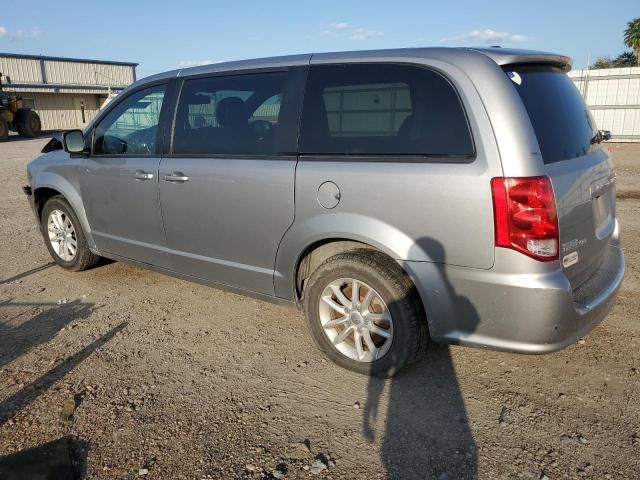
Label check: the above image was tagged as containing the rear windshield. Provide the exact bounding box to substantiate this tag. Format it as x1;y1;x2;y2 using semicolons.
506;66;597;164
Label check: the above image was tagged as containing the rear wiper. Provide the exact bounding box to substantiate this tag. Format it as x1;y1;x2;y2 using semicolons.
591;130;612;144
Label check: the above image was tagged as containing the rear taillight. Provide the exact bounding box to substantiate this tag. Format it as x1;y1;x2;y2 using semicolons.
490;176;559;261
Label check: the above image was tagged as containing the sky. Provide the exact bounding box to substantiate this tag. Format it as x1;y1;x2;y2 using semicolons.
0;0;637;80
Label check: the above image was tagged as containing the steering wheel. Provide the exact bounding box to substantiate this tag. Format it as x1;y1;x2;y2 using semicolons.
249;120;273;141
126;129;154;154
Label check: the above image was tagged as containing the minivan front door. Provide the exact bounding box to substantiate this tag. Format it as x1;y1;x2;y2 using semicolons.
81;84;170;268
158;70;304;295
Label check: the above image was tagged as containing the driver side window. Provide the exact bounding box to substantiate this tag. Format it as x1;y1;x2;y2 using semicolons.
93;84;166;155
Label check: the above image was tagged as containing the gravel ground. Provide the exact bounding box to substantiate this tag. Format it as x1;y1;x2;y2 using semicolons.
1;137;639;480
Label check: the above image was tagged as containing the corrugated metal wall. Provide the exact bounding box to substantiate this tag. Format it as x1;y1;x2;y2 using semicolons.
1;54;134;86
0;56;41;83
43;60;134;86
569;67;640;142
25;93;102;130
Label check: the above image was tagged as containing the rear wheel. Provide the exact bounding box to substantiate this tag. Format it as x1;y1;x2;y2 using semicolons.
41;196;100;271
302;249;428;377
0;118;8;142
16;109;42;138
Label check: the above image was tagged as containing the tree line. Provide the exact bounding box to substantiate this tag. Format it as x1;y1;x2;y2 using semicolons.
591;17;639;69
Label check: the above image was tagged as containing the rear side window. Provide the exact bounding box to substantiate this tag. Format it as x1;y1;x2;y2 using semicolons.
299;63;474;157
507;66;597;164
172;72;292;155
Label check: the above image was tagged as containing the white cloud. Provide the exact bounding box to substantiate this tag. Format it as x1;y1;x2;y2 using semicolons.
350;28;384;41
177;59;221;68
323;22;384;41
322;21;349;35
442;29;529;44
0;25;40;41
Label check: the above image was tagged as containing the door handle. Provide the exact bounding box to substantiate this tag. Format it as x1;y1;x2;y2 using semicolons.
133;170;154;180
163;172;190;183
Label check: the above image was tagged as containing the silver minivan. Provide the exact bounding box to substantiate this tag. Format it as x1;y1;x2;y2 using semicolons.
24;47;624;377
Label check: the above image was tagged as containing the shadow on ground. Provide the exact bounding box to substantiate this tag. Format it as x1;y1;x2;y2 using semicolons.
0;436;89;480
0;322;126;427
364;347;477;479
0;299;96;369
363;238;479;479
0;262;124;478
0;262;55;285
0;306;124;478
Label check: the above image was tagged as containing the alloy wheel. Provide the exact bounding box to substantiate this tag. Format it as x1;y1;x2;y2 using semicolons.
47;209;77;261
318;278;394;362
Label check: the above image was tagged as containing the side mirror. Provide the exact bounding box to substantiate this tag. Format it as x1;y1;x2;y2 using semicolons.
63;130;86;154
600;130;612;142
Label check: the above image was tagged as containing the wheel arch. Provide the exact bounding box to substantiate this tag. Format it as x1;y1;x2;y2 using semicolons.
274;213;437;302
293;239;376;301
33;187;62;220
32;174;96;249
279;235;428;317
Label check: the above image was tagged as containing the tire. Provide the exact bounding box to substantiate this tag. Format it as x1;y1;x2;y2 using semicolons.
41;195;100;271
16;109;42;138
302;249;428;377
0;117;8;142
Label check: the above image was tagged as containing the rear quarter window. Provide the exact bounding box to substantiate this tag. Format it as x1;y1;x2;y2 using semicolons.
507;66;597;164
299;63;474;158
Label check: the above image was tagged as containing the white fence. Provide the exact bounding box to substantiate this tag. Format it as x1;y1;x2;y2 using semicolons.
569;66;640;142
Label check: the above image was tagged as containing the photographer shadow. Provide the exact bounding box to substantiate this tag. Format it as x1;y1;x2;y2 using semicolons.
364;238;480;479
0;299;95;369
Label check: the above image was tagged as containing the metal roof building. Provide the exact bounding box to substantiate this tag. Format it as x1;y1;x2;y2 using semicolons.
0;53;137;131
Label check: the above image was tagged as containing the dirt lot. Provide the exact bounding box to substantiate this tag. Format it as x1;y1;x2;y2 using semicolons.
1;137;639;480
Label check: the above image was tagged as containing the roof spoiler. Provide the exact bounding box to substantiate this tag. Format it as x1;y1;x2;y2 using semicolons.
468;48;573;72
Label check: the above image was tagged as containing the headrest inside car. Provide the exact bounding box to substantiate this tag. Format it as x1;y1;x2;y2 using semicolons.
216;97;247;128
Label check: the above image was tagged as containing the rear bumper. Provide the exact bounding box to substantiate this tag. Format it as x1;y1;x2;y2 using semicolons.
402;242;624;354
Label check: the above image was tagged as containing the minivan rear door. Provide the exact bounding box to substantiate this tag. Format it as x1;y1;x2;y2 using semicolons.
507;66;616;289
157;67;307;295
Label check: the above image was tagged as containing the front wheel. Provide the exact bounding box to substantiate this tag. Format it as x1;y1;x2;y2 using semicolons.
41;196;100;271
302;250;428;377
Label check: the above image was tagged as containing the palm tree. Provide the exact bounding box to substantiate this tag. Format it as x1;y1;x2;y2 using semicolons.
624;17;640;66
